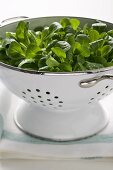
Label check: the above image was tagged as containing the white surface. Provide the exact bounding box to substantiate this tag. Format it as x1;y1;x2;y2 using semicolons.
0;159;113;170
0;0;113;23
0;0;113;169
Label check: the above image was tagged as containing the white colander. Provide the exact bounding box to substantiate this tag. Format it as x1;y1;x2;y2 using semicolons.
0;16;113;141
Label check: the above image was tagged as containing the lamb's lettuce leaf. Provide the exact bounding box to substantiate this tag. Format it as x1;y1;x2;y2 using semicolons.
0;17;113;72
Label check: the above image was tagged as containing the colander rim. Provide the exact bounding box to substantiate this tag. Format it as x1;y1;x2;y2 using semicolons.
1;61;113;75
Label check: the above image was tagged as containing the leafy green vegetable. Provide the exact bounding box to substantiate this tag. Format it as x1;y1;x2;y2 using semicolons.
85;61;104;70
89;39;104;50
76;34;90;46
16;21;30;46
92;22;107;33
101;45;112;56
55;41;71;52
26;44;41;58
6;41;25;58
74;42;90;57
60;18;80;30
59;62;72;71
89;29;100;42
49;22;62;32
46;56;59;67
0;17;113;72
60;18;70;28
18;58;37;70
69;18;80;30
51;47;66;59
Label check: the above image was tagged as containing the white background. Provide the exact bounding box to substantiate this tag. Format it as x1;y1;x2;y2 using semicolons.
0;0;113;23
0;0;113;169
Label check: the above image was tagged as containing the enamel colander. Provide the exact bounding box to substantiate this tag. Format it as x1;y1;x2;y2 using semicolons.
0;16;113;141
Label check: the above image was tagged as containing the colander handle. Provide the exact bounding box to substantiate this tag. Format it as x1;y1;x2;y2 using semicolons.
79;74;113;88
0;16;29;26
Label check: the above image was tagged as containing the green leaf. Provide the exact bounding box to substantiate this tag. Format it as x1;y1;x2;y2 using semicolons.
41;27;49;40
7;41;25;58
85;61;104;70
26;44;42;58
46;56;59;67
74;42;90;57
80;46;90;57
59;62;72;71
64;25;75;34
77;55;85;64
39;66;53;71
66;33;75;53
51;47;66;59
41;27;52;44
66;49;73;61
83;24;90;35
38;56;47;68
100;32;108;39
60;18;70;28
90;39;104;50
35;31;42;46
16;21;30;45
76;34;90;46
2;38;15;48
107;30;113;37
101;45;112;56
78;62;86;71
51;32;62;40
92;22;107;33
0;49;9;62
93;55;108;66
55;41;71;52
28;30;37;44
20;42;27;51
49;22;62;32
89;29;100;42
6;32;16;39
18;59;37;70
70;18;80;30
73;42;81;53
46;40;58;51
60;18;80;30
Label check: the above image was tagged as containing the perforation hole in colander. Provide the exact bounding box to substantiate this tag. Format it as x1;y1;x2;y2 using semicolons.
88;84;113;104
21;89;63;109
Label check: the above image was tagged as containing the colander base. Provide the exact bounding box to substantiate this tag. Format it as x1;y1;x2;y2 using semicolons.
14;101;109;141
